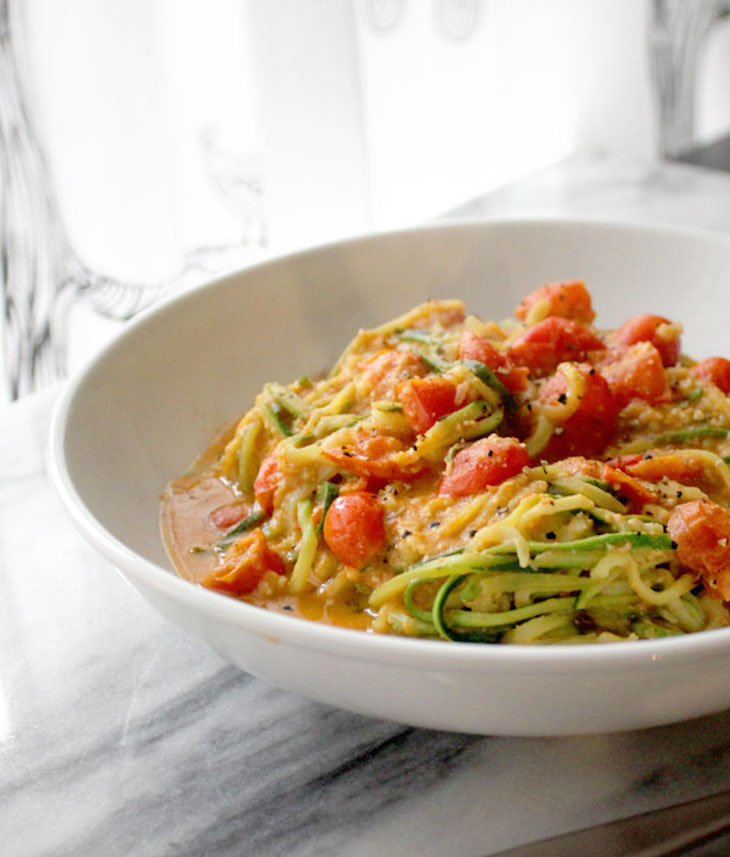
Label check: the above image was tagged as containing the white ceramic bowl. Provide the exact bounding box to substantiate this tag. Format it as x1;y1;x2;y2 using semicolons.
49;219;730;736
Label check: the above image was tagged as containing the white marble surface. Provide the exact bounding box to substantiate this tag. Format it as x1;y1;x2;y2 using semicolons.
449;154;730;232
5;157;730;857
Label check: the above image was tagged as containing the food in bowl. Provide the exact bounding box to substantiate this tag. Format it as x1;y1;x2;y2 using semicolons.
161;280;730;644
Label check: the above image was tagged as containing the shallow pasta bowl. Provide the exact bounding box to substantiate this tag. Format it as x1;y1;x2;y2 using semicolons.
48;219;730;736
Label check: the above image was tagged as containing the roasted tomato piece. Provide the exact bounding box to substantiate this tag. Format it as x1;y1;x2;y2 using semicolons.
514;280;595;324
254;454;282;515
323;432;425;481
339;474;388;495
599;341;671;408
359;349;425;399
690;357;730;394
601;464;657;512
397;376;458;434
507;317;605;378
202;529;285;596
608;314;680;367
558;456;656;512
323;491;385;568
609;453;644;472
208;501;251;530
667;499;730;599
539;363;618;460
458;331;529;393
439;435;531;496
614;451;703;484
612;450;730;502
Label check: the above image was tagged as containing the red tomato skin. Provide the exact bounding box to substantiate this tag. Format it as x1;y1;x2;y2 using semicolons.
558;456;656;512
323;492;386;569
613;452;700;484
397;376;458;434
458;330;502;366
608;453;644;473
601;464;657;512
458;331;528;393
202;529;286;596
667;499;730;599
254;455;282;515
539;363;618;461
439;435;531;497
514;281;595;324
599;341;671;408
339;474;388;495
507;317;605;378
691;357;730;394
359;349;425;399
323;432;425;481
208;501;251;530
609;314;680;367
611;451;721;500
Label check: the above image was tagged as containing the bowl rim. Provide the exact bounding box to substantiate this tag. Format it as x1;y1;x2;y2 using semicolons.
47;216;730;673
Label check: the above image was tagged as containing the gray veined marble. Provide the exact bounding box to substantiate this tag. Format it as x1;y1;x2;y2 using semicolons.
5;158;730;857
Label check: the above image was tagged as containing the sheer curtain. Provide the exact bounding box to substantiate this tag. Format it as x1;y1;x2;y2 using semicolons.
3;0;730;397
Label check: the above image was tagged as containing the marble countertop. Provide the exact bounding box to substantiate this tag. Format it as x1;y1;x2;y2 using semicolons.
448;153;730;232
5;155;730;857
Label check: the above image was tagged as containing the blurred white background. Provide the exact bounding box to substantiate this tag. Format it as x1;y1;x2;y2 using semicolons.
6;0;730;389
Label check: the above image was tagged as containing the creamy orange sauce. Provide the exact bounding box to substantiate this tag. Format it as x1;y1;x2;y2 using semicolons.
162;464;378;628
161;475;238;583
262;591;374;631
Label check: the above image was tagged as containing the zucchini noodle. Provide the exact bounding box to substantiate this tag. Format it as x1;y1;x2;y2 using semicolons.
525;412;554;458
541;361;587;422
290;499;318;593
524;296;552;326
